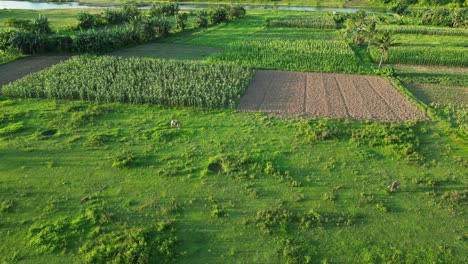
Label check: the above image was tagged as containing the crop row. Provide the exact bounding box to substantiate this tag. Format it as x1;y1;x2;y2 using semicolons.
268;15;336;29
209;39;366;73
2;56;254;108
378;25;468;36
371;46;468;67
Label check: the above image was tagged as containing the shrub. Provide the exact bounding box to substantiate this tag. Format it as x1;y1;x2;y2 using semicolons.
195;11;209;28
121;3;141;21
103;9;125;25
47;35;73;53
112;150;136;168
149;2;179;17
8;31;48;54
0;30;15;50
77;11;96;29
209;7;228;24
175;13;188;31
33;15;52;34
228;5;246;20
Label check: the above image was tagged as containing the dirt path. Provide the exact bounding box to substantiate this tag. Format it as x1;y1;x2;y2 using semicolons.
0;55;71;88
239;70;427;122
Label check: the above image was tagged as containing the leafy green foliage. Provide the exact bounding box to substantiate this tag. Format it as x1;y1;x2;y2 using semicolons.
209;7;228;24
194;10;208;28
149;2;180;17
228;5;246;20
3;56;254;108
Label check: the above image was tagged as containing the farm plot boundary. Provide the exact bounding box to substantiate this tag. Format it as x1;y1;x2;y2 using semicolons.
239;70;427;122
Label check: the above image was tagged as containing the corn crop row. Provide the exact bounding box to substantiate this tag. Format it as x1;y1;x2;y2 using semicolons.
378;25;468;36
2;56;254;108
209;39;366;73
269;15;336;29
370;46;468;67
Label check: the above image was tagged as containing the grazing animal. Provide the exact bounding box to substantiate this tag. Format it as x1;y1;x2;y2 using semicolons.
389;180;400;192
170;120;181;129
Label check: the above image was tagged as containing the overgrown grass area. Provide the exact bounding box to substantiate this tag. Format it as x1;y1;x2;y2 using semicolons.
0;97;466;263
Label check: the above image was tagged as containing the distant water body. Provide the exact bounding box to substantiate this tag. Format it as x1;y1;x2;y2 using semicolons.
0;0;386;13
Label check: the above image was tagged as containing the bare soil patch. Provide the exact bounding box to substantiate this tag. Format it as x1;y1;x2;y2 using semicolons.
0;55;70;88
239;70;427;121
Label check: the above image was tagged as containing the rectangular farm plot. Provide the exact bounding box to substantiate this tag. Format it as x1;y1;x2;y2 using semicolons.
238;70;427;121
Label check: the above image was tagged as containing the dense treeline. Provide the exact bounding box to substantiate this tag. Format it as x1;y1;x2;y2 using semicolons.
2;56;254;108
0;4;246;55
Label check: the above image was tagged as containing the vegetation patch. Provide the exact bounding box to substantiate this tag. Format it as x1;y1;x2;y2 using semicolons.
0;122;24;136
210;39;368;73
268;14;336;29
371;46;468;67
3;56;254;108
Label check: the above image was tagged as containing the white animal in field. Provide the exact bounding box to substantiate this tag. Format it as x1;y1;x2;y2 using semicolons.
170;120;181;129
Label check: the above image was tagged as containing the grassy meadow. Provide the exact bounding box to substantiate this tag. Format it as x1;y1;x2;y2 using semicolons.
1;8;467;264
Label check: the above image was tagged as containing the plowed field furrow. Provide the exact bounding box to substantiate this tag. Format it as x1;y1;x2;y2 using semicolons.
306;74;330;116
238;70;427;122
259;71;304;114
366;77;427;120
335;75;372;119
238;70;271;111
322;75;348;118
353;79;398;120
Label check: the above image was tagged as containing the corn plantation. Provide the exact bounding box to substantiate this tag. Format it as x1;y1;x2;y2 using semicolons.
2;56;254;108
268;15;336;29
370;46;468;67
378;25;468;36
209;39;367;73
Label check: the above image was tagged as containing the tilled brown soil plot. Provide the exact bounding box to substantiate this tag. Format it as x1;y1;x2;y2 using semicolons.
239;70;427;121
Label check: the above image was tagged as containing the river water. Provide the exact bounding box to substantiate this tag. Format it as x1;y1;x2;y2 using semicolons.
0;0;386;12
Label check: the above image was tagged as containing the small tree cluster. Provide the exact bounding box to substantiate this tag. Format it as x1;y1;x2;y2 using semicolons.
343;11;395;68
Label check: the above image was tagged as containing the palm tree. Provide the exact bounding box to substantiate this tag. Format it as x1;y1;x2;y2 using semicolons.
363;18;377;52
374;31;394;68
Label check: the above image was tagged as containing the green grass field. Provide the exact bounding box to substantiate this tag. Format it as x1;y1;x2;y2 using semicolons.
1;97;466;263
1;8;467;264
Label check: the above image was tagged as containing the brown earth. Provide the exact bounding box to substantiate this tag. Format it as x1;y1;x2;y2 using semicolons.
239;70;427;121
0;55;71;88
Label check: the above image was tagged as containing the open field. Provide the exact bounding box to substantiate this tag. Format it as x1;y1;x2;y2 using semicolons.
1;97;467;263
238;70;427;121
0;8;467;264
